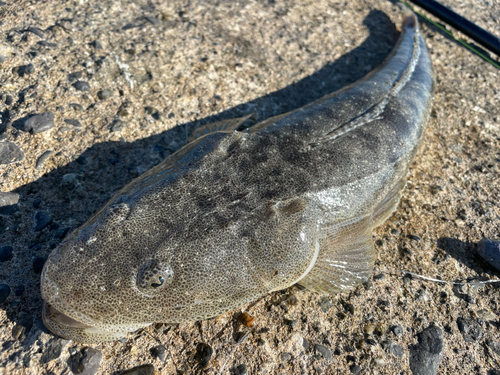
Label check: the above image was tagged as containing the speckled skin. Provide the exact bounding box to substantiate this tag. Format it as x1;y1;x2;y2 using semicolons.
41;9;434;343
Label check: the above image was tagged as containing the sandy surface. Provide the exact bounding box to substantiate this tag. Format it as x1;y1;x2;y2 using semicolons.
0;0;499;374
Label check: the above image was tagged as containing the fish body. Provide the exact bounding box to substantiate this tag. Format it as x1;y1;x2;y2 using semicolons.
41;8;434;343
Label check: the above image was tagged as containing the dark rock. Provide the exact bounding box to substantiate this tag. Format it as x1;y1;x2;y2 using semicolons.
32;256;47;274
350;365;362;374
67;71;83;82
73;81;91;91
24;112;55;133
64;118;82;127
33;197;42;208
18;63;35;77
90;40;103;49
26;26;44;37
76;155;87;165
53;226;71;239
390;228;400;235
409;324;444;375
314;344;332;360
11;314;32;342
68;347;103;375
149;345;166;362
456;317;482;343
97;89;113;100
5;95;12;105
0;141;25;164
408;234;422;242
122;23;136;30
0;284;10;303
121;364;155;375
231;364;247;375
477;238;500;272
40;338;70;364
195;342;212;367
0;245;13;262
34;211;52;231
373;273;385;280
14;285;24;296
36;150;54;169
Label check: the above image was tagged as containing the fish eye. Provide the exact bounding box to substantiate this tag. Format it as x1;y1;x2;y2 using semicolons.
137;261;173;294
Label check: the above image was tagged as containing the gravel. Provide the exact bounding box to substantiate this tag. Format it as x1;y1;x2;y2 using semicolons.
67;347;103;375
456;317;483;343
477;238;500;271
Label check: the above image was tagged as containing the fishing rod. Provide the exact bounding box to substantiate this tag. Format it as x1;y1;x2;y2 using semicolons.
406;0;500;57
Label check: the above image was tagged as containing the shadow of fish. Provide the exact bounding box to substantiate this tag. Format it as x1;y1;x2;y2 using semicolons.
41;5;434;343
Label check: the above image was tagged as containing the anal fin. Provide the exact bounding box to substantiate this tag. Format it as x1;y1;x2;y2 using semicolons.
188;113;256;142
298;215;375;295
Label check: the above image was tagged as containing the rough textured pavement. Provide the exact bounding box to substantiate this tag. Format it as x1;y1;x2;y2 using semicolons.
0;0;499;374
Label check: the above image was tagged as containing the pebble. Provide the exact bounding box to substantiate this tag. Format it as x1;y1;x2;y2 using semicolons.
37;40;58;48
0;191;19;207
18;63;35;77
149;345;166;362
64;118;82;128
280;352;292;361
67;347;103;375
40;338;70;364
14;285;24;296
0;283;10;303
33;197;42;208
386;341;404;358
320;296;331;312
0;245;13;262
67;71;83;82
90;40;103;49
110;120;126;132
350;364;362;374
232;364;247;375
195;342;213;367
485;339;500;356
456;317;482;343
34;211;52;231
68;103;84;111
97;89;113;100
32;256;47;274
0;141;25;164
23;112;55;133
144;16;160;25
121;364;155;375
409;324;444;375
477;238;500;272
314;344;333;360
26;26;44;37
373;273;385;280
391;325;404;336
73;81;91;91
11;314;33;342
36;150;54;169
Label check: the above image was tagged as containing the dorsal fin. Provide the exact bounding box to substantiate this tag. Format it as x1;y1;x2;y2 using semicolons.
188;113;257;142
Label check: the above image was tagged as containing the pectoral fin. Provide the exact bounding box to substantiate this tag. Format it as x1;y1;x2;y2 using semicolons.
298;215;375;295
372;177;406;228
188;113;256;142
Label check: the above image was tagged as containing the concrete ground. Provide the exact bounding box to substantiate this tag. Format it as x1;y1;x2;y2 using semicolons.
0;0;499;374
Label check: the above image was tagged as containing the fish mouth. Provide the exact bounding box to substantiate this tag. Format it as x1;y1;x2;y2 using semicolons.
41;267;151;343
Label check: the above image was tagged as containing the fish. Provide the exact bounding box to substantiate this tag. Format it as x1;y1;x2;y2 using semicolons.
41;6;434;343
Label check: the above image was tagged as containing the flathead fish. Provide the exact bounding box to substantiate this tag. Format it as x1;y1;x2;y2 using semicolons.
41;7;434;343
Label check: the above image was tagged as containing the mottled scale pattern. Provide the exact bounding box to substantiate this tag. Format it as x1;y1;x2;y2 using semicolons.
41;7;434;343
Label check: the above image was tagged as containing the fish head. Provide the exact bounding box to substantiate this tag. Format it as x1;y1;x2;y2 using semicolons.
40;190;184;343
